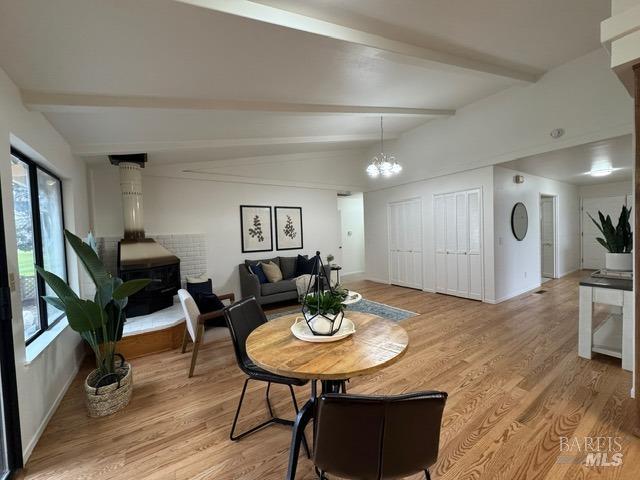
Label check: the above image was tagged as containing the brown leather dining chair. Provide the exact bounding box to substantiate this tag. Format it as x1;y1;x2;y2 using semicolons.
313;391;448;480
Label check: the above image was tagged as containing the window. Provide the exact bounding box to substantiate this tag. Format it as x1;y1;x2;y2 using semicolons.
10;148;67;344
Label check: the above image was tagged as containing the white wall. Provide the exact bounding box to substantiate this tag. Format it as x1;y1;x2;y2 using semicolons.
493;166;580;302
89;167;340;297
0;67;89;459
364;166;496;302
337;193;365;276
579;180;633;199
362;49;632;192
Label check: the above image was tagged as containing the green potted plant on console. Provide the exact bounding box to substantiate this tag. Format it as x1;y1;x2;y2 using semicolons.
588;205;633;271
36;230;150;417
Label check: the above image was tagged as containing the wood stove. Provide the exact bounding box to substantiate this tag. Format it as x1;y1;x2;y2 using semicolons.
109;154;180;317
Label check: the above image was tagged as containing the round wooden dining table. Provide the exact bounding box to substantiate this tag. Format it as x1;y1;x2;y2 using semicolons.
246;311;409;480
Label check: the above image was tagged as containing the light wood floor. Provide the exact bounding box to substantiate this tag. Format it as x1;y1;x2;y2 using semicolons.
19;272;640;479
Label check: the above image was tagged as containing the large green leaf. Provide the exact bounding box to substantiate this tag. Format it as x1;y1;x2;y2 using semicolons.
588;207;633;254
35;265;79;305
36;265;103;333
94;281;114;309
65;298;103;333
42;296;65;312
113;279;151;300
64;230;112;288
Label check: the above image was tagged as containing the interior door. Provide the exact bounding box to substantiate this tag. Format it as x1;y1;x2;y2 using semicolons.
434;195;447;293
444;194;458;295
467;189;483;300
541;196;555;278
435;188;483;300
582;196;626;269
388;199;423;289
455;191;469;297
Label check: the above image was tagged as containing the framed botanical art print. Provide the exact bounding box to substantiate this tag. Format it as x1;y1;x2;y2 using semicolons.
275;206;303;250
240;205;273;253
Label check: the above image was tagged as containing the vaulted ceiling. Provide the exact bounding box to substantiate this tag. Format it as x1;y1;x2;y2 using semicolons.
0;0;610;171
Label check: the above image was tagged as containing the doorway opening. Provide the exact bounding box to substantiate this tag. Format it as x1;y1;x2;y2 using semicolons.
540;194;557;283
336;192;365;280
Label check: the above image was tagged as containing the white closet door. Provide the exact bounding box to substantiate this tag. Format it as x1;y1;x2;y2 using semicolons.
467;190;482;300
434;195;447;293
408;199;423;289
455;191;469;297
388;199;423;289
434;188;483;301
444;194;458;295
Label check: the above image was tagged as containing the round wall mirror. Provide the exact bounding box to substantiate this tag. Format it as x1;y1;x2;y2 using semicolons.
511;202;528;241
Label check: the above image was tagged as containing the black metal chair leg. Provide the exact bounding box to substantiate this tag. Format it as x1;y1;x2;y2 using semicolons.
265;382;274;417
288;385;311;459
425;469;431;480
231;378;311;448
230;378;279;441
230;378;251;441
287;399;314;480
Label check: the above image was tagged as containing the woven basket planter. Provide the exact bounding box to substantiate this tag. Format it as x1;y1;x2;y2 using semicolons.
84;362;133;417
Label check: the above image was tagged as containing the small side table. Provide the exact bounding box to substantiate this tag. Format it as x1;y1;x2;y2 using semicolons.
578;275;633;371
330;264;342;284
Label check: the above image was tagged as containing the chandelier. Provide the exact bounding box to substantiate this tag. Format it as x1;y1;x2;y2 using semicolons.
366;116;402;178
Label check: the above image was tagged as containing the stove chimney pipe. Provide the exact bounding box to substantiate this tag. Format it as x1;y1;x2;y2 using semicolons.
109;154;147;241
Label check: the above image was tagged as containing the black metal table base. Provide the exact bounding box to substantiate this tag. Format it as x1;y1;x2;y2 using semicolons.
286;380;346;480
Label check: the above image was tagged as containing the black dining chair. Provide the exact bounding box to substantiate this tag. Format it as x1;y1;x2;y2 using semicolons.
312;391;448;480
224;297;310;455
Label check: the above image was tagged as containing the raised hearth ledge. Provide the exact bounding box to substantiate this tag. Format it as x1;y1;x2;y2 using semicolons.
123;299;185;337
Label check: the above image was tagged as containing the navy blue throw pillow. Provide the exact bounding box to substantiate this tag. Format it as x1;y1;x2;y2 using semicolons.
197;293;225;313
296;255;318;276
250;263;269;284
187;279;213;298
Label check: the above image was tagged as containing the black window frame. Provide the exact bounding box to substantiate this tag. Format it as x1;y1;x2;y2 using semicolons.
0;176;24;478
10;147;68;346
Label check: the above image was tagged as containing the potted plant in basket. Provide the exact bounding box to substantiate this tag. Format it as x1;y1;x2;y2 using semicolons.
35;230;150;417
588;205;633;271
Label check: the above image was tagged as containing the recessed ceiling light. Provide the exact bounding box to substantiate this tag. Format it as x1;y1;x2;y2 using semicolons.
589;167;613;177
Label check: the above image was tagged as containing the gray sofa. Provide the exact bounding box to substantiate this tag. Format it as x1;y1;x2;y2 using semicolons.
239;255;331;306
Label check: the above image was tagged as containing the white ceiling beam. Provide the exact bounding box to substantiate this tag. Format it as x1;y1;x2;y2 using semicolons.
175;0;539;83
72;133;395;156
21;90;453;117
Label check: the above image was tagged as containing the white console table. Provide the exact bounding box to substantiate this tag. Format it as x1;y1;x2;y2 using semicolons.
579;276;633;371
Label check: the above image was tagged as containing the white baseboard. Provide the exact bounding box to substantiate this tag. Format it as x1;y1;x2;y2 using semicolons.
340;270;364;278
423;287;435;293
494;284;542;304
363;276;389;284
22;350;85;461
631;387;636;399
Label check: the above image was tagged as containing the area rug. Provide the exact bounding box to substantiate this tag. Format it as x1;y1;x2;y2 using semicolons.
266;298;417;322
